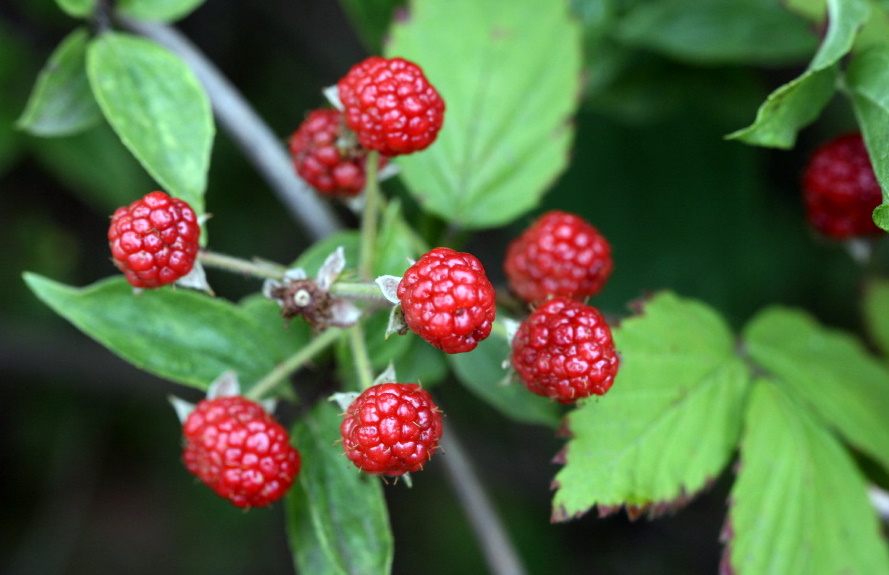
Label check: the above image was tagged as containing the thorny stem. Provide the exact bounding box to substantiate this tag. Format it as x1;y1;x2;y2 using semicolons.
121;19;526;573
358;151;381;280
198;250;287;281
348;322;376;391
245;327;343;401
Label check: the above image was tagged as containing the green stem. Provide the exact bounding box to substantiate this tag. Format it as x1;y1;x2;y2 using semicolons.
198;250;287;281
348;322;376;391
358;151;381;280
245;327;343;400
329;281;391;304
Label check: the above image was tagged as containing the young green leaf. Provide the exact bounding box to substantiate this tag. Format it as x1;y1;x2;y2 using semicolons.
17;28;102;137
23;274;281;391
115;0;206;23
863;277;889;358
55;0;96;18
287;401;393;575
386;0;582;229
743;306;889;474
449;326;563;428
615;0;817;66
724;380;889;575
728;0;870;148
87;32;213;214
845;45;889;211
551;292;751;521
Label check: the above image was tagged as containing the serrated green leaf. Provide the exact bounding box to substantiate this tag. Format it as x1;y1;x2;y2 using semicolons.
116;0;206;22
846;46;889;206
287;401;393;575
728;0;870;148
17;28;101;137
615;0;817;66
87;32;213;214
725;380;889;575
449;324;564;428
744;306;889;473
551;292;751;521
28;121;154;212
55;0;96;18
23;274;281;391
387;0;581;229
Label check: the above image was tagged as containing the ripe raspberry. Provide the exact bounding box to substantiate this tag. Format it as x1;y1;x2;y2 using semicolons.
108;191;200;288
504;210;613;305
182;395;301;508
802;132;883;239
288;108;386;197
397;247;496;354
340;383;443;476
337;56;445;156
511;296;619;403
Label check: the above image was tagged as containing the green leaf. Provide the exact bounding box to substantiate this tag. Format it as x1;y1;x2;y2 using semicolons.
17;28;101;137
55;0;96;18
387;0;582;229
615;0;817;66
238;293;312;362
846;46;889;208
744;306;889;473
115;0;206;22
551;292;751;521
449;323;563;428
724;380;889;575
728;0;870;148
287;401;393;575
292;230;360;272
23;274;281;391
27;121;154;212
87;32;213;214
863;278;889;359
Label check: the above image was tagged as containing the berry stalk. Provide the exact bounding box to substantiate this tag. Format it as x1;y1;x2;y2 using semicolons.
358;150;381;281
348;321;376;391
198;249;287;280
245;326;344;401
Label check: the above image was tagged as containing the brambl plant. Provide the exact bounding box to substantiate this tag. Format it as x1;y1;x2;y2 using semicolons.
13;0;889;573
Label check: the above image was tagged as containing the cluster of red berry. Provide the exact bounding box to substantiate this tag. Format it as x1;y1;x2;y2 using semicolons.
288;56;445;198
107;55;885;510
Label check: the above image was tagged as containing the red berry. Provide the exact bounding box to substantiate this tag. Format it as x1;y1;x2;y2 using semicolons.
182;395;301;508
504;210;613;305
397;247;496;354
288;108;385;197
108;191;200;288
802;132;883;239
337;56;445;156
511;296;619;403
340;383;443;476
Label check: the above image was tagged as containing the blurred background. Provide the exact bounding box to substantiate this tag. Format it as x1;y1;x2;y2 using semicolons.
0;0;878;573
